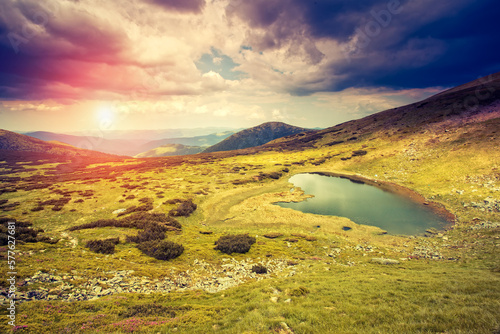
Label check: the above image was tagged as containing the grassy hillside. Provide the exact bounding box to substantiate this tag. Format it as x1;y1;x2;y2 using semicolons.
134;144;203;158
0;74;499;333
203;122;312;153
0;130;120;159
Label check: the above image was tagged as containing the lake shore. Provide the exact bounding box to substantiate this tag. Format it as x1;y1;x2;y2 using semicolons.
309;171;457;227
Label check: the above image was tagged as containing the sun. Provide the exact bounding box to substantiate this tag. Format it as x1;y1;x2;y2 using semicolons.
96;105;115;128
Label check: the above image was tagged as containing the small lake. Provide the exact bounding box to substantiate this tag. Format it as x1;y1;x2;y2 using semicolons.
276;173;449;235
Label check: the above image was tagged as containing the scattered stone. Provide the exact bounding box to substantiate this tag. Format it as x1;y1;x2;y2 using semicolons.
463;197;500;212
14;258;298;304
371;258;400;265
468;221;500;230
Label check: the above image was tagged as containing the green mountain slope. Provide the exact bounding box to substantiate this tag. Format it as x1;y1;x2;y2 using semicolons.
202;122;312;153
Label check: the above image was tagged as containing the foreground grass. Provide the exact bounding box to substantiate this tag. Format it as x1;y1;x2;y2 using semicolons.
4;259;500;333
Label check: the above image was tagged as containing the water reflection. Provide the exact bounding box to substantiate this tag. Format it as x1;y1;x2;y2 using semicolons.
276;173;448;235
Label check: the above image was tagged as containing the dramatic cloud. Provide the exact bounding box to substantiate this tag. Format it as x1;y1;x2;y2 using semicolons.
147;0;206;13
0;0;499;131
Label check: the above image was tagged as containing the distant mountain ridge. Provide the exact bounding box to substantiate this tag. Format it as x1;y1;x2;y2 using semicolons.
24;130;235;156
136;131;234;154
0;129;118;158
24;131;144;156
202;122;312;153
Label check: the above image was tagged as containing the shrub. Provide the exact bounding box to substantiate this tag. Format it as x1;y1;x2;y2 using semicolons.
68;212;181;231
85;238;119;254
126;224;166;243
0;218;58;245
289;286;310;296
169;199;197;217
116;200;154;217
137;240;184;260
251;264;268;274
352;150;367;157
214;234;256;254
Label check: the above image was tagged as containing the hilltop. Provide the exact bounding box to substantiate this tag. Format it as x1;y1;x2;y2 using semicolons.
202;122;312;153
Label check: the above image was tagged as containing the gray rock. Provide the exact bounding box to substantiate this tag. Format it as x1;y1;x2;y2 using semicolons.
371;258;400;265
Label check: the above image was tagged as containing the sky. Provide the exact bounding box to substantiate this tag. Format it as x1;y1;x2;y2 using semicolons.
0;0;499;133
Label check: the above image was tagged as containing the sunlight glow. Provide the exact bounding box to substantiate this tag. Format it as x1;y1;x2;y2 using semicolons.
96;105;115;128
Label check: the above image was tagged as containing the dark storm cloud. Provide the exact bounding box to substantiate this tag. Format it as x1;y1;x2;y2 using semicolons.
228;0;500;94
0;0;131;100
228;0;326;64
146;0;205;13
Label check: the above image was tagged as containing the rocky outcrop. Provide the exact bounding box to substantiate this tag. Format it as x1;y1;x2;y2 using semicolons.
1;258;299;305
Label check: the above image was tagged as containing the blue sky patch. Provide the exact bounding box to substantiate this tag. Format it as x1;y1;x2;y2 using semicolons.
196;47;246;80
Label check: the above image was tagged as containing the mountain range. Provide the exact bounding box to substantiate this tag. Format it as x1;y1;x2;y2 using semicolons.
2;72;499;160
23;130;235;157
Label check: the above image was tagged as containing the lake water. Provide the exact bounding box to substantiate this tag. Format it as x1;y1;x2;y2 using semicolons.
276;173;449;235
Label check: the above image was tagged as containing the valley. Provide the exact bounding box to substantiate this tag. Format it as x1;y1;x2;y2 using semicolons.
0;74;500;333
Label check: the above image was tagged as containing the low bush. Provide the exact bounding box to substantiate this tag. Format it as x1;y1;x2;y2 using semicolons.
0;201;20;211
169;199;197;217
251;264;268;274
85;238;119;254
352;150;367;157
116;200;154;217
68;212;181;231
137;240;184;260
259;172;282;180
126;224;166;243
214;234;256;254
0;218;58;245
289;286;310;296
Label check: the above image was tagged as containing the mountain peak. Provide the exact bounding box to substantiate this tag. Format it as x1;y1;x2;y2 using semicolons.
202;122;311;153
